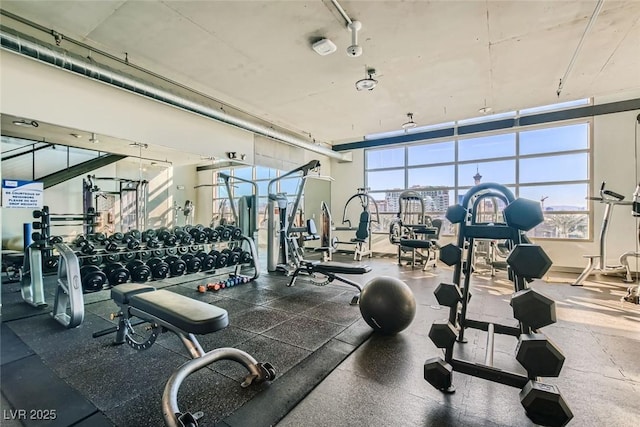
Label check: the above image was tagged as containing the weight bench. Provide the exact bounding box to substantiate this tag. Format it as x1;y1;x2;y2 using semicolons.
288;260;372;305
94;283;275;427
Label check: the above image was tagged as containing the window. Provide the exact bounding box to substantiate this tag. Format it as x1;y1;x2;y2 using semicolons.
458;133;515;161
366;147;404;169
408;141;455;165
365;118;591;240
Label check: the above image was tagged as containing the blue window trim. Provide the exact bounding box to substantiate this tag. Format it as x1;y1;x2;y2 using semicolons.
334;98;640;152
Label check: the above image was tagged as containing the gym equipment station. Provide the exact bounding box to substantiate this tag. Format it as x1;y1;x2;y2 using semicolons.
1;2;638;427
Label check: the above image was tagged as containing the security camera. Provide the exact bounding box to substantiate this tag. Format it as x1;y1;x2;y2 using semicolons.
346;44;363;57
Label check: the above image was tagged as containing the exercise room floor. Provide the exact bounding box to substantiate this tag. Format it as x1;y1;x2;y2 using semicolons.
1;253;638;427
278;254;639;427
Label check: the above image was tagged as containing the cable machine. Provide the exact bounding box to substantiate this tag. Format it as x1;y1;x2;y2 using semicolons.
267;160;321;273
218;171;259;244
83;175;148;234
327;188;380;261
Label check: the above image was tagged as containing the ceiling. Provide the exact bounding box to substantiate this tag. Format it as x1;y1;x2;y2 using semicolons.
1;0;639;146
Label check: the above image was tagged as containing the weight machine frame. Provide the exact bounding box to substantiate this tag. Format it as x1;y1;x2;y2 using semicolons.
266;160;321;273
573;182;637;288
83;175;149;233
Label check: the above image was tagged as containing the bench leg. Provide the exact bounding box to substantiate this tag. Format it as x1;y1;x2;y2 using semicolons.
179;333;206;358
573;256;599;286
162;348;276;427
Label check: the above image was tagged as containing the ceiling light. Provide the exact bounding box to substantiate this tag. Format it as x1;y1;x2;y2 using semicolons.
355;68;377;91
13;119;39;128
401;113;416;130
70;133;82;139
478;106;493;114
312;38;337;56
89;133;99;143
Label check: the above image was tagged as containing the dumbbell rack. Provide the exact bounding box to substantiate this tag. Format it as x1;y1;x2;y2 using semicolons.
43;228;259;329
425;183;573;427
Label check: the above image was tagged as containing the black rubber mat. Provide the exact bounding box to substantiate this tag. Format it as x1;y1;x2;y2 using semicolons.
222;338;369;427
2;269;373;426
1;355;98;427
1;322;34;365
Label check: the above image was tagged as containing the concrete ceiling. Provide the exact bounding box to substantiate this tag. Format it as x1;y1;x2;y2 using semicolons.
1;0;639;145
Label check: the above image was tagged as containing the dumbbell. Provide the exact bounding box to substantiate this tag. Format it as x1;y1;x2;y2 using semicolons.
104;239;119;252
103;262;130;287
239;250;252;264
128;229;142;240
215;226;232;241
146;237;161;249
111;232;125;242
147;258;169;280
138;250;153;261
92;232;108;243
165;256;186;276
126;260;152;283
80;254;103;266
50;236;64;244
43;256;59;271
165;247;179;256
181;254;202;273
76;239;96;255
120;252;137;263
163;233;177;247
80;265;108;293
204;227;219;242
229;227;242;240
195;251;216;271
189;228;207;244
157;229;171;242
202;227;213;242
224;248;241;266
104;253;120;263
175;230;194;245
141;229;155;242
177;246;190;255
122;234;141;250
210;250;228;269
183;225;194;234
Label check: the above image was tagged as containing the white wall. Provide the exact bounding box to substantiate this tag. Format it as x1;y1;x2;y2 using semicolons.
0;51;255;162
330;93;640;270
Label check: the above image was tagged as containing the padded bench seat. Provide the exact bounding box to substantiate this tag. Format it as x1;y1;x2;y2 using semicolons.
111;283;156;304
313;261;372;275
130;290;229;335
400;238;434;249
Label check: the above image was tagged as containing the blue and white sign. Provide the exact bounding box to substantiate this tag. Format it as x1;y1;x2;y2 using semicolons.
2;179;44;208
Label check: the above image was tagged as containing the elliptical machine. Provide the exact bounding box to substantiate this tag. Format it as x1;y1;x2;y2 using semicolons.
267;160;321;273
573;182;637;288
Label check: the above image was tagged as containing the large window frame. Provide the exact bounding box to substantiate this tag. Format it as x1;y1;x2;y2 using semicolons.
364;118;592;241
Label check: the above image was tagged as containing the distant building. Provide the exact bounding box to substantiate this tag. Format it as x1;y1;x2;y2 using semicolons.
385;186;450;213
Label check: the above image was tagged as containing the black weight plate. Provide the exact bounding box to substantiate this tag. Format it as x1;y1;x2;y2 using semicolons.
112;232;125;241
177;246;189;255
165;247;178;256
120;252;136;262
230;227;242;240
151;249;165;258
105;253;120;263
227;252;240;266
139;250;152;261
127;239;141;250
